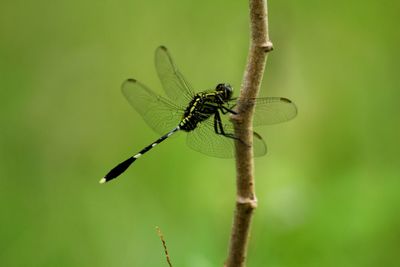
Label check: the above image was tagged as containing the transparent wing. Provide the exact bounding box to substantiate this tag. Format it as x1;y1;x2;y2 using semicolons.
155;46;195;106
231;97;297;126
226;122;267;157
253;97;297;126
186;119;235;158
186;118;267;158
121;78;184;135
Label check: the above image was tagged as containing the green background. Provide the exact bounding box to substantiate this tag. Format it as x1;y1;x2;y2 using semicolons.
1;0;399;266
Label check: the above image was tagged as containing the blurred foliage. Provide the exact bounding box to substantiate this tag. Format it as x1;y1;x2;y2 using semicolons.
1;0;399;266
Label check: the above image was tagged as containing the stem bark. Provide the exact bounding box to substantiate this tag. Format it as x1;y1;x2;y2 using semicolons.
225;1;273;266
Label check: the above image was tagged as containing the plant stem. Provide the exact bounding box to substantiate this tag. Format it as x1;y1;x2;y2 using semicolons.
225;0;273;266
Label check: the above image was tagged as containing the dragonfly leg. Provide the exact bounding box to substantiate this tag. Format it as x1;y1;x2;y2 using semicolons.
203;102;237;115
213;112;219;134
220;105;237;115
214;111;240;141
216;95;237;114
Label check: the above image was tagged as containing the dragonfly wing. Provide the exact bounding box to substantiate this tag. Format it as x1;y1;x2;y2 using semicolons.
251;97;297;126
186;118;235;158
224;123;267;157
121;79;183;135
186;118;266;158
252;131;268;157
155;46;195;106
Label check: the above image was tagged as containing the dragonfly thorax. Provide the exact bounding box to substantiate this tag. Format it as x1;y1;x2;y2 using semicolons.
179;84;233;132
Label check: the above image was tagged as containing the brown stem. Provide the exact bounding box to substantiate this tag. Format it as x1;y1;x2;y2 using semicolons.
225;0;273;266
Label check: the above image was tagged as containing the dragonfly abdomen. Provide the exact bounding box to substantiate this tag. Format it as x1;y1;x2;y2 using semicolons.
101;126;180;183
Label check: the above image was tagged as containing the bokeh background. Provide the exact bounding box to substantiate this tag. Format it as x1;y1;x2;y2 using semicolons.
1;0;399;266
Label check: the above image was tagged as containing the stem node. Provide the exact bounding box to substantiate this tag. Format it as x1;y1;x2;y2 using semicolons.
261;41;274;52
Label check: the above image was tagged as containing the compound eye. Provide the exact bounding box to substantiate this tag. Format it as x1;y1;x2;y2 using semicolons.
216;83;224;90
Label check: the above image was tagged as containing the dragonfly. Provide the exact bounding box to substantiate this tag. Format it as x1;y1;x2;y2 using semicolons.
100;46;297;183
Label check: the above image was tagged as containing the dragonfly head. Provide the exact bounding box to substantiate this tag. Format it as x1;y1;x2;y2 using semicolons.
216;83;233;101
